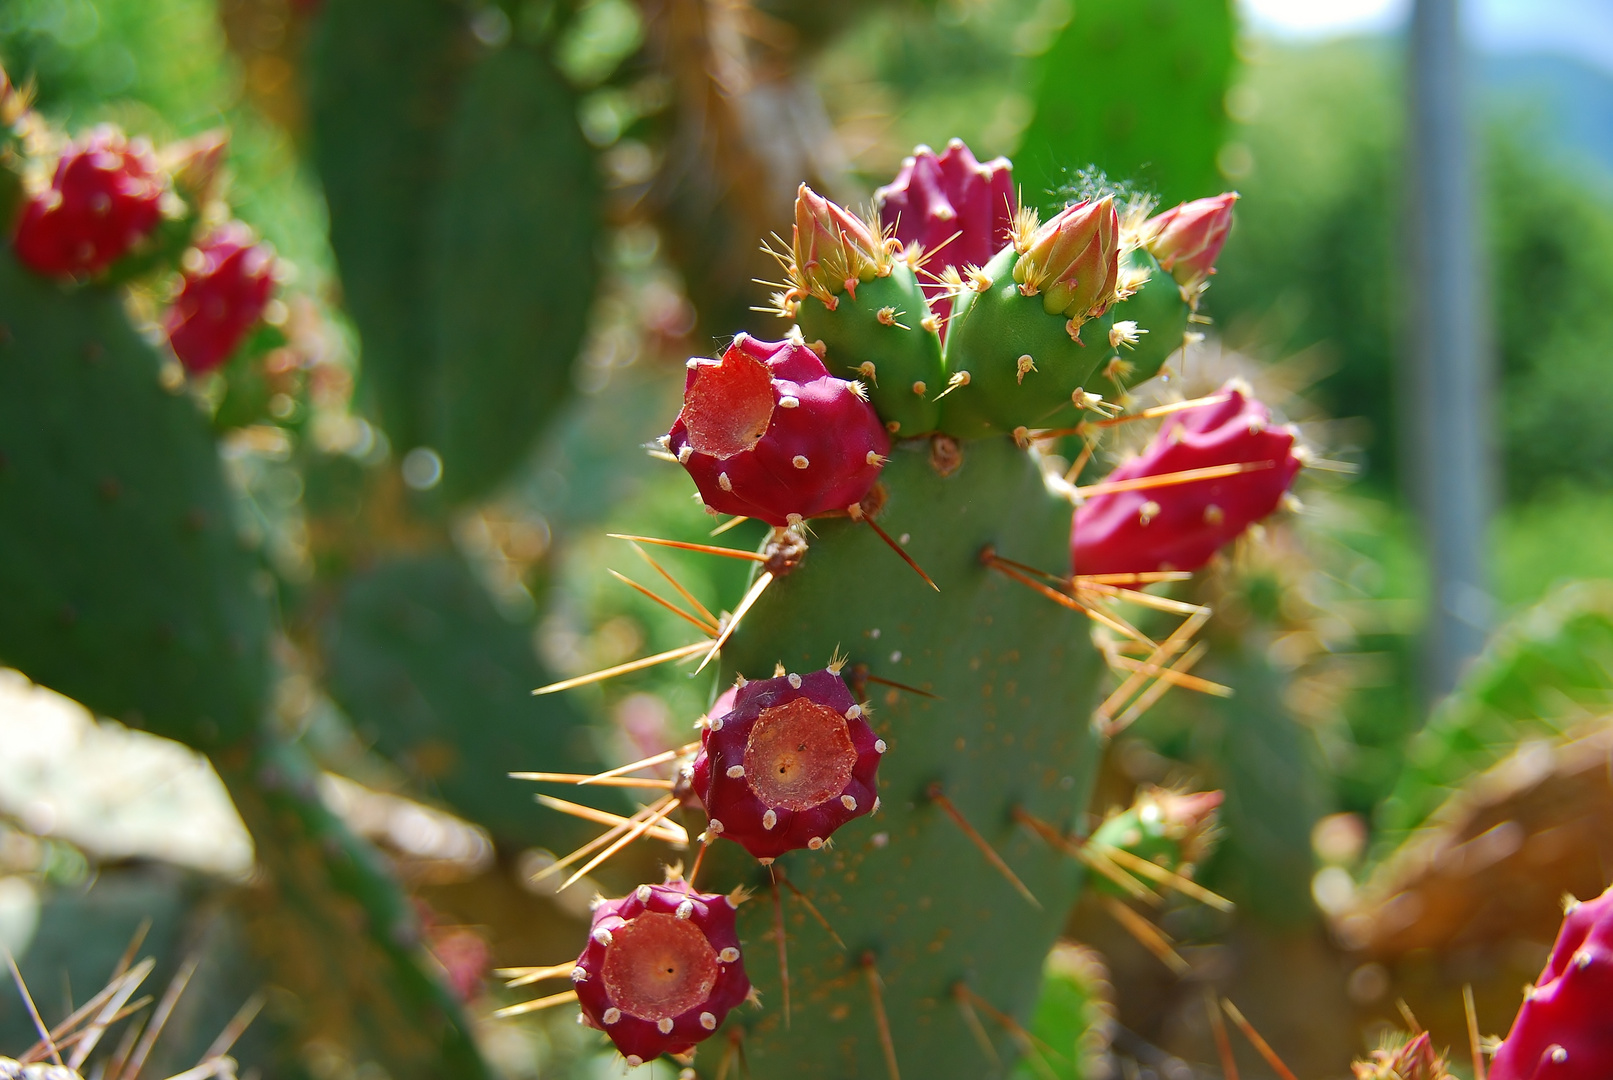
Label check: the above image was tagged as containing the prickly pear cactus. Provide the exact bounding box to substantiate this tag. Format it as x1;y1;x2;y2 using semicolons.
520;141;1296;1079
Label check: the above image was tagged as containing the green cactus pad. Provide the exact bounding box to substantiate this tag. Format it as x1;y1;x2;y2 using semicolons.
939;247;1111;437
1018;0;1235;212
320;552;607;848
222;737;493;1080
700;435;1105;1078
795;267;945;437
1106;250;1190;386
0;252;269;749
311;0;600;504
1013;943;1114;1080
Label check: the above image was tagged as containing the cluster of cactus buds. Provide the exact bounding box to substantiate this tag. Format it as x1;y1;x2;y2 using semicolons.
165;222;276;373
12;127;165;278
1489;884;1613;1080
667;333;888;527
573;881;752;1065
691;667;883;861
1072;382;1303;576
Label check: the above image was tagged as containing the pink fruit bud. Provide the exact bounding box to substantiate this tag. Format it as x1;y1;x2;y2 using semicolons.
1143;193;1237;290
667;334;888;528
164;222;276;374
13;126;164;278
1490;884;1613;1080
790;184;885;306
874;139;1015;324
1012;197;1120;326
1072;383;1302;576
1352;1031;1449;1080
573;882;751;1065
691;668;882;862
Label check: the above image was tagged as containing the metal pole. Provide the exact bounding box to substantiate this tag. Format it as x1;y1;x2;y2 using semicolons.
1406;0;1493;700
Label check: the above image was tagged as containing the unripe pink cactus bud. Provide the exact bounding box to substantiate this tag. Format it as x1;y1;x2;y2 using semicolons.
12;126;165;278
1352;1031;1450;1080
691;668;883;862
1490;884;1613;1080
667;333;888;527
874;139;1014;324
790;184;886;307
1072;383;1302;576
164;222;275;374
573;882;751;1065
1011;197;1120;327
1143;192;1237;291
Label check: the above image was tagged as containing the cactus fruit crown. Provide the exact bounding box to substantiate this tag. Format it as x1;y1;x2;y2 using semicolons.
691;664;884;862
517;137;1302;1076
665;332;888;528
574;875;753;1066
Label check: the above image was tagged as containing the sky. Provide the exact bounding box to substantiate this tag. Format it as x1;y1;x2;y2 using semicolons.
1238;0;1613;74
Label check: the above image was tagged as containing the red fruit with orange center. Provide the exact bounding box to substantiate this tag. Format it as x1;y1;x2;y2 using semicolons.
667;333;888;527
691;668;883;862
572;882;750;1065
13;126;165;278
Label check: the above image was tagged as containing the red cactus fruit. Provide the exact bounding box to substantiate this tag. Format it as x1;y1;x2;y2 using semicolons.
572;882;751;1066
164;222;276;374
690;667;883;862
1143;192;1238;292
1072;382;1302;576
875;139;1015;323
1489;884;1613;1080
1012;197;1120;330
667;333;889;528
12;126;165;278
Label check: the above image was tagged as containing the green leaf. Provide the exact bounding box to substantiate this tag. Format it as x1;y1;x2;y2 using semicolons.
702;436;1107;1078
